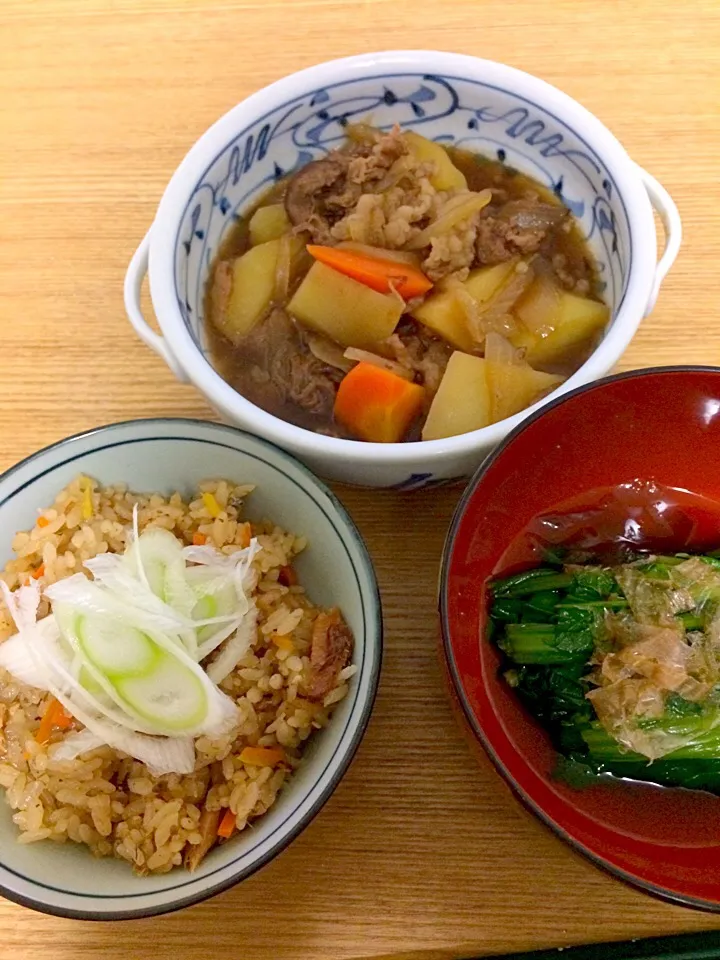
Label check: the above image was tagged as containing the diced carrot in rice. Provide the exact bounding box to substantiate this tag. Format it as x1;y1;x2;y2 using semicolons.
238;746;285;767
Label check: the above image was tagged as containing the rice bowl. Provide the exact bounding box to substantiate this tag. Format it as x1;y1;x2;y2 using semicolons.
0;475;355;874
0;419;381;919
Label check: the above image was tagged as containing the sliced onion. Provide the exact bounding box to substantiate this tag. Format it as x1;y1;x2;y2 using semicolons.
307;333;353;372
484;332;525;366
369;155;417;195
343;348;415;380
467;264;534;341
406;189;491;250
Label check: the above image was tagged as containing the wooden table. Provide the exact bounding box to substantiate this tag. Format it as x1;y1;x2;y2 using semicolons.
1;1;719;957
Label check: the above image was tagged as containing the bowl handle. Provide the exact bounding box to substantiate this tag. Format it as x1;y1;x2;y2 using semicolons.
123;231;189;383
634;163;682;316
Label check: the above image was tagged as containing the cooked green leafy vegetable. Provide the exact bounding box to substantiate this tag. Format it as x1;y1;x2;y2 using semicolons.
489;552;720;794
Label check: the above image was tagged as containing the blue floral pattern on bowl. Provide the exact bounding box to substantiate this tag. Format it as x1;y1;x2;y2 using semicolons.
172;71;631;489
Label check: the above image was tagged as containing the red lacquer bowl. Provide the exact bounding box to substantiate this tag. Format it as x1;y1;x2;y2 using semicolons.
440;367;720;910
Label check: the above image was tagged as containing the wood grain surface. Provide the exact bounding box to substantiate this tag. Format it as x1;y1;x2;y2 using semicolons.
1;1;719;957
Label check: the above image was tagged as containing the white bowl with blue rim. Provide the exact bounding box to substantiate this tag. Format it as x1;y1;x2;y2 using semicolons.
124;51;681;490
0;419;381;919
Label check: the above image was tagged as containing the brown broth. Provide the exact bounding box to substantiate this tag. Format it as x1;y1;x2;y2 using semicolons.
205;140;605;439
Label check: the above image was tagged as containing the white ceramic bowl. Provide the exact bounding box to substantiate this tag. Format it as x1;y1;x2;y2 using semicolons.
125;51;681;490
0;419;381;918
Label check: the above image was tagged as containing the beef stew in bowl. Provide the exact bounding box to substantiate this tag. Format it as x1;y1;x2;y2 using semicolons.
128;51;678;485
206;125;608;444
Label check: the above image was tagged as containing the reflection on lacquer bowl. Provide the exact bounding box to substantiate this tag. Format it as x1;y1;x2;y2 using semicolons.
440;367;720;910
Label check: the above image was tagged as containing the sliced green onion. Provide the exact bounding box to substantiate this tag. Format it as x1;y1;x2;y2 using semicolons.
114;651;208;732
75;613;159;678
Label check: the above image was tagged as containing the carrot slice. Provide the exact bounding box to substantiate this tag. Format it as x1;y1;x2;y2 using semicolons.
307;245;433;299
192;532;207;546
31;565;45;580
35;697;72;744
217;808;236;839
238;746;285;767
334;362;425;443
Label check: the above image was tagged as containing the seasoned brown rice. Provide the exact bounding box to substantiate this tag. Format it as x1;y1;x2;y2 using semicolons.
0;476;354;874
